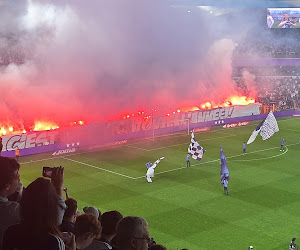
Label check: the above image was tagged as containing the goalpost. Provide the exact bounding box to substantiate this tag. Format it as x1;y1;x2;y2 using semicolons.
148;118;191;141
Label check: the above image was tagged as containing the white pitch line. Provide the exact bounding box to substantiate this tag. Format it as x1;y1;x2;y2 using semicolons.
133;166;187;179
126;129;235;147
20;130;232;164
125;134;236;152
126;145;150;151
21;144;129;165
19;118;300;174
60;156;136;180
144;132;187;141
280;128;300;133
133;143;297;179
193;143;296;165
230;146;288;162
214;130;236;136
278;117;300;122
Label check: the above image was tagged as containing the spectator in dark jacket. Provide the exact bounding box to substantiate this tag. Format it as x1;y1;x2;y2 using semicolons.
3;176;72;250
60;198;78;234
0;157;21;249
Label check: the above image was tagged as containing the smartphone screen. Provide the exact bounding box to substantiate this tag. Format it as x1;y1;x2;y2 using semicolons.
42;167;53;178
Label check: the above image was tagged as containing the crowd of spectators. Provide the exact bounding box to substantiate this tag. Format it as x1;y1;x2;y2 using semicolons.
233;66;300;111
233;39;300;58
0;155;173;250
232;30;300;58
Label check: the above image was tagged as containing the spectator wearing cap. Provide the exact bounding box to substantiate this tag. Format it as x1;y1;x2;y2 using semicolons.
83;206;100;219
116;216;151;250
74;213;102;249
60;198;78;234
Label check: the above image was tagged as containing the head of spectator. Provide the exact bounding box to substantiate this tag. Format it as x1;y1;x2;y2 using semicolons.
75;213;102;249
148;244;167;250
100;210;123;242
83;206;100;218
116;216;150;250
3;177;68;250
0;157;20;198
20;177;61;236
60;198;78;234
283;13;289;21
64;198;78;223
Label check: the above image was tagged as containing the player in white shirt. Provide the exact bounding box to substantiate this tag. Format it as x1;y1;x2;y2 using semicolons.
267;11;274;28
145;157;165;183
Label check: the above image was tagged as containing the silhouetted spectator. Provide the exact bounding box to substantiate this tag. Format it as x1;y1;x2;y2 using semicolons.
3;177;71;250
148;244;167;250
60;198;78;234
0;157;21;249
74;213;102;249
85;210;123;250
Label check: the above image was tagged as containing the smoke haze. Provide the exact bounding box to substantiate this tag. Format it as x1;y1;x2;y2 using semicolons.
0;0;265;127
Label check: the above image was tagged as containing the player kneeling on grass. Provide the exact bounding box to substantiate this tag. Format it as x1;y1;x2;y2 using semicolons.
145;157;165;183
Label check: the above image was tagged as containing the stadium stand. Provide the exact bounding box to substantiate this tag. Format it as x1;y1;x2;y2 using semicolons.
233;66;300;110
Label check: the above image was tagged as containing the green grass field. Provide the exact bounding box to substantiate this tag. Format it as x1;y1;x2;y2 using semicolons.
18;117;300;249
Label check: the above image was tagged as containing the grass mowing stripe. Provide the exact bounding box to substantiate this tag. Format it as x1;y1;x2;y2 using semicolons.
126;134;236;152
194;143;297;165
230;146;288;162
60;156;136;179
145;131;188;141
127;129;235;147
125;145;150;151
134;143;297;179
19;117;300;249
280;128;300;133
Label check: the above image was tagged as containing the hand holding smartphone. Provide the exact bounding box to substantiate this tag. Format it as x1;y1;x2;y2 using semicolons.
42;167;54;178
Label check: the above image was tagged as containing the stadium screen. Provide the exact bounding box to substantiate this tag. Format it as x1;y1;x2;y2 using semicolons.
267;8;300;28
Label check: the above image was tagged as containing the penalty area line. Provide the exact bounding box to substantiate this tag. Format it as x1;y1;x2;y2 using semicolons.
126;134;236;152
60;156;136;180
133;143;296;179
229;146;288;162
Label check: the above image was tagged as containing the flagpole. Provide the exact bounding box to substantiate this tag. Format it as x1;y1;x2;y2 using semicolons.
152;108;154;141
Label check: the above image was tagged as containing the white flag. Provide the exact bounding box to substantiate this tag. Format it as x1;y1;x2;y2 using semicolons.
188;131;205;161
260;111;279;140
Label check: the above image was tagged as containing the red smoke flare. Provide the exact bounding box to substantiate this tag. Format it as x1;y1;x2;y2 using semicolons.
0;95;255;136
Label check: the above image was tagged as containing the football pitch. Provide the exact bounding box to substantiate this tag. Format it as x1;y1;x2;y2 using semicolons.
19;116;300;249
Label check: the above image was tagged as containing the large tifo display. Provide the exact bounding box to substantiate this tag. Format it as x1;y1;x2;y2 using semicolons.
1;104;260;157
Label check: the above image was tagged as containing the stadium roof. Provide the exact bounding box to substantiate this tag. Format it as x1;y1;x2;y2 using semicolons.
168;0;300;8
